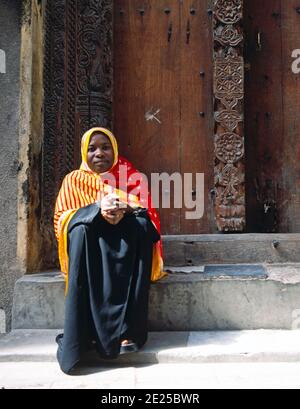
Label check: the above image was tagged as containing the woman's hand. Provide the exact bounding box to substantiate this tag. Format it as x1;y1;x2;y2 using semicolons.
100;193;125;211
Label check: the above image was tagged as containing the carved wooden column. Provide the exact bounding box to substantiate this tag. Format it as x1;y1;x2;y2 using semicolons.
76;0;113;135
213;0;245;232
42;0;113;268
43;0;66;268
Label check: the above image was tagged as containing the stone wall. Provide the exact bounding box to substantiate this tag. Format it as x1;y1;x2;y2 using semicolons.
0;0;22;332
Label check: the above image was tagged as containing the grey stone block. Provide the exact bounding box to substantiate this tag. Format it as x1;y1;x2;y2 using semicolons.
11;265;300;331
12;273;65;330
149;268;300;331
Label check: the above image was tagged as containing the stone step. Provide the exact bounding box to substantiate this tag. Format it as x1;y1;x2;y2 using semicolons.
1;329;300;365
12;265;300;331
163;234;300;265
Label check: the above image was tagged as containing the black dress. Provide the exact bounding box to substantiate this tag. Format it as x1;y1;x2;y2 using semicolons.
56;204;160;374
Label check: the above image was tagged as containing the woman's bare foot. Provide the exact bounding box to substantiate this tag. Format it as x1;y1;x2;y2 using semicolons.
120;339;138;354
121;339;134;346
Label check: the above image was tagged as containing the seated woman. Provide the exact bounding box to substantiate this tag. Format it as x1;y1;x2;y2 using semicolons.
54;127;167;374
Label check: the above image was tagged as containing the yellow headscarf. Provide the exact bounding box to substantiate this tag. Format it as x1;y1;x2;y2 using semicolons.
80;127;119;173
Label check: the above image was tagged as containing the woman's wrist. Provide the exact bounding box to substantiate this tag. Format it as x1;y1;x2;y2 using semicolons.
101;208;126;225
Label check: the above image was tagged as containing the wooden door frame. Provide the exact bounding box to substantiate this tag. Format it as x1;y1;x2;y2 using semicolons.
212;0;245;232
18;0;115;273
42;0;114;269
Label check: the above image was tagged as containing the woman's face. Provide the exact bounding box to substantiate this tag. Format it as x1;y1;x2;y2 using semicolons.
87;133;115;174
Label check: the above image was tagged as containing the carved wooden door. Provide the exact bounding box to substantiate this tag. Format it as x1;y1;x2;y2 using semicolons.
245;0;300;233
42;0;245;268
114;0;214;235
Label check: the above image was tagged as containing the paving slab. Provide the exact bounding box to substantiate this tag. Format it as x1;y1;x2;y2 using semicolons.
2;330;300;365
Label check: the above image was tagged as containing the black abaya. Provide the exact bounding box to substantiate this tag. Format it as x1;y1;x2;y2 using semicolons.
56;204;160;374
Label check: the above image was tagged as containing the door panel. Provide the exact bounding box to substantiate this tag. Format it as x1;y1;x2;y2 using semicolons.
114;0;181;234
245;0;300;232
113;0;214;234
281;0;300;232
180;0;214;234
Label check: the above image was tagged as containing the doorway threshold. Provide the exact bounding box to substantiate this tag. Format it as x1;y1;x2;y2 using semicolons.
162;234;300;266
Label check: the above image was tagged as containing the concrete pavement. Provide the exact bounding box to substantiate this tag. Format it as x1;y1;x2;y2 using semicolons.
1;362;300;389
2;329;300;364
2;330;300;388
